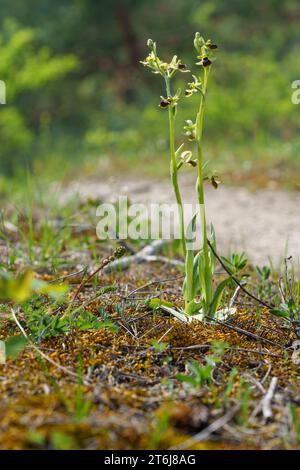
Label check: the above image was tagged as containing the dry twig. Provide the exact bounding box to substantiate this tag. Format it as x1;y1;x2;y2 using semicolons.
170;405;240;450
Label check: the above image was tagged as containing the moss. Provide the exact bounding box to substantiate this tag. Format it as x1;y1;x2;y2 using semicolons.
0;263;299;449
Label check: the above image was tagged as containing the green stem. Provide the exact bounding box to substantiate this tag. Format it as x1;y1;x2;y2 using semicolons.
165;77;186;257
26;168;34;264
196;67;212;312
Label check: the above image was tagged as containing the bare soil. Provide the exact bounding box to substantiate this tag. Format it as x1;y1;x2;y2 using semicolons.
61;174;300;267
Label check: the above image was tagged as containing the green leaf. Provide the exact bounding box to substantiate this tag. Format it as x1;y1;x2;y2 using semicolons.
75;312;119;332
148;298;174;310
271;308;290;319
152;340;168;353
160;305;188;323
183;251;202;302
50;431;76;451
176;374;197;386
209;278;231;317
150;301;189;323
0;270;68;303
210;340;230;356
185;299;202;315
183;212;198;302
32;279;68;299
198;249;208;299
191;251;202;298
5;335;28;359
0;270;34;302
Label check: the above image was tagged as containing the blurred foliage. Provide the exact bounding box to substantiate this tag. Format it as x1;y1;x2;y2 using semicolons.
0;18;78;174
0;0;300;177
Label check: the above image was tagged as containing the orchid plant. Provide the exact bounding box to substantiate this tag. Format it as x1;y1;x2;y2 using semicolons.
142;33;237;322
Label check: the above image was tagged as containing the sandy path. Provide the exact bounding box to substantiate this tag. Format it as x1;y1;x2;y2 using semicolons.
61;174;300;267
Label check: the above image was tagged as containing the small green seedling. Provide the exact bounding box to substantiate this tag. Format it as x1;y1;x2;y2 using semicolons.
222;252;248;276
269;258;300;325
177;358;215;388
176;340;229;388
152;340;168;353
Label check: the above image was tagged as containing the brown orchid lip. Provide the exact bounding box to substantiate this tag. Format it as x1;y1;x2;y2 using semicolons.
202;57;212;67
178;63;186;69
208;44;218;50
159;100;170;108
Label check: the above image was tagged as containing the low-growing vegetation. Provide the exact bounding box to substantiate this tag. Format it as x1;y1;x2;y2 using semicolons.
1;2;300;452
1;142;300;450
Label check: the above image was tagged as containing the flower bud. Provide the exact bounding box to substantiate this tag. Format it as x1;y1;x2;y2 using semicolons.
147;39;154;49
114;246;126;259
194;32;205;53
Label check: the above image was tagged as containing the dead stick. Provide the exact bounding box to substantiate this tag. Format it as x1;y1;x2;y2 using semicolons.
207;238;274;310
71;246;126;302
170;404;240;450
208;316;283;348
261;377;278;420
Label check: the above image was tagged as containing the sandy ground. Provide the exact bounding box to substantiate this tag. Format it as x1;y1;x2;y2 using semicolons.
61;174;300;267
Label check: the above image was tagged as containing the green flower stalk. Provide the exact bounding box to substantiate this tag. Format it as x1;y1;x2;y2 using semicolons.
194;34;214;313
180;33;219;317
141;40;189;256
197;66;213;312
166;78;186;257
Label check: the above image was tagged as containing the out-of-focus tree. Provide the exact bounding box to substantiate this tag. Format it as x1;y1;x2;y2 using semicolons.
0;0;300;176
0;19;77;173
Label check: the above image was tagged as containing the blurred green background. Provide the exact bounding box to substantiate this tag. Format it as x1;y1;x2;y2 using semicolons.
0;0;300;186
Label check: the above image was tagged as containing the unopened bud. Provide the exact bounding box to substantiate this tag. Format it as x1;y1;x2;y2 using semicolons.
114;246;126;259
147;39;154;49
194;32;205;53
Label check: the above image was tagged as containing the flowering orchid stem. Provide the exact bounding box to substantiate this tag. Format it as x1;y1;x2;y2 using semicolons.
165;77;186;257
196;67;212;313
141;35;231;321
